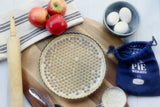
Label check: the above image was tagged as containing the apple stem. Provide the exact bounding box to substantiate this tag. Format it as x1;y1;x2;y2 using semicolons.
55;4;58;7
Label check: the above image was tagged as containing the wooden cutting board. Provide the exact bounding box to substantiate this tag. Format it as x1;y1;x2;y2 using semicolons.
22;18;127;107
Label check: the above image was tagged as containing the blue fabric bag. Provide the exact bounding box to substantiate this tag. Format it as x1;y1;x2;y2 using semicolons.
108;37;160;96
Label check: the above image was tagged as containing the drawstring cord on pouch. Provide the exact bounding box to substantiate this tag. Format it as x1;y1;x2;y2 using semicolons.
107;45;115;54
151;36;158;46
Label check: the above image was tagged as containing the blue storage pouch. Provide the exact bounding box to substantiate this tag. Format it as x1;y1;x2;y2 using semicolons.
108;37;160;96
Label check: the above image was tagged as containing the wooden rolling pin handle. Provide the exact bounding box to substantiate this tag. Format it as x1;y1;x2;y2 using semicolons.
10;15;16;37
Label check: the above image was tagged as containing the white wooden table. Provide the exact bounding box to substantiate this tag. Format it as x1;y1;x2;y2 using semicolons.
0;0;160;107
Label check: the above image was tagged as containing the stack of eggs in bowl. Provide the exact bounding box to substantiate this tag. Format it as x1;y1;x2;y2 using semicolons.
107;7;131;34
103;1;140;37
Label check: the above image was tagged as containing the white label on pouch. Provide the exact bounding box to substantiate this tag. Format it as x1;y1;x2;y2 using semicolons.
133;78;144;85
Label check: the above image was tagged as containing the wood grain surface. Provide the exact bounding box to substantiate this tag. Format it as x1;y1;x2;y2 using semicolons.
21;18;127;107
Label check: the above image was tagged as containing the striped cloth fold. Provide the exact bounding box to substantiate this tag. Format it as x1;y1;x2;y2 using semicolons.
0;0;84;61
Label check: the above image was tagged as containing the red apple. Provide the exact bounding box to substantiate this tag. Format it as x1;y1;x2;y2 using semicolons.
47;0;67;16
28;7;48;27
46;14;67;35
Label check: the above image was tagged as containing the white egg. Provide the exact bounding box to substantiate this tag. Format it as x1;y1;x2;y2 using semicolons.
114;21;129;34
119;7;132;23
106;12;119;26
